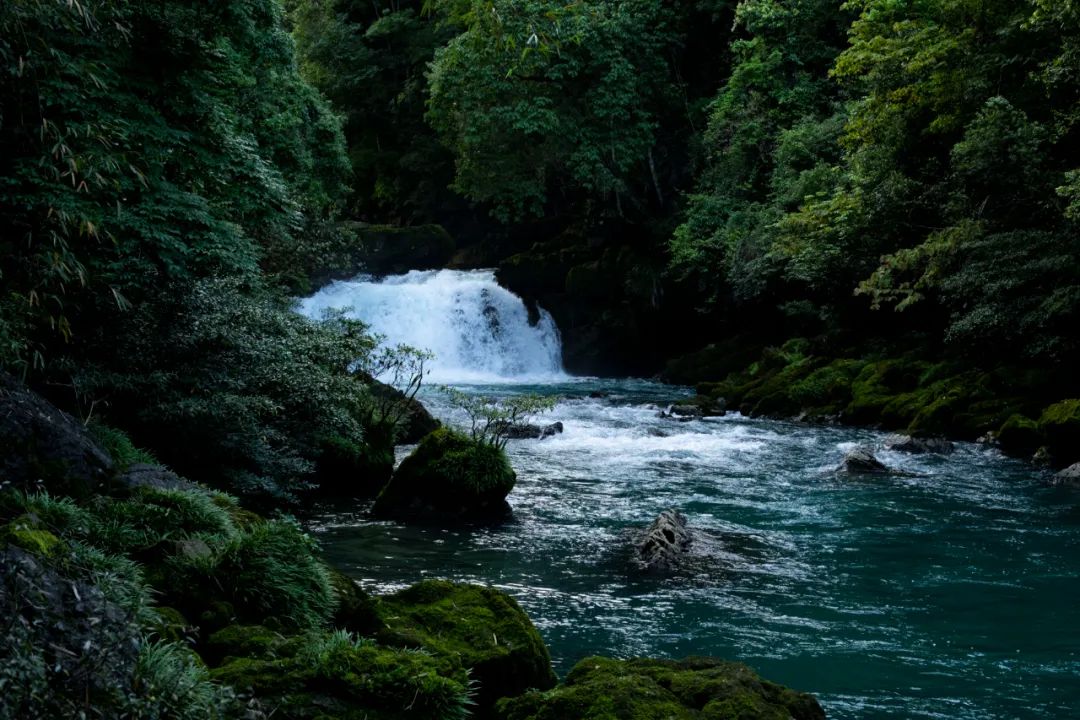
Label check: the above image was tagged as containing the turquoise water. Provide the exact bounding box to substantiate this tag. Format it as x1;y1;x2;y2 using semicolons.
311;379;1080;719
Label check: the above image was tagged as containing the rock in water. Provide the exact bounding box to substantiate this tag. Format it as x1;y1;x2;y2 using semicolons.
885;434;955;455
839;447;891;475
495;656;826;720
496;421;564;440
0;372;113;498
635;510;692;572
1052;462;1080;487
372;428;516;522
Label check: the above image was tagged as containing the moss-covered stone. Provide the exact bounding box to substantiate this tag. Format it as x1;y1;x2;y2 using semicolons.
378;580;556;715
495;656;825;720
150;606;192;644
1038;399;1080;466
997;414;1041;456
1;516;64;558
329;568;384;636
372;428;516;522
204;624;285;666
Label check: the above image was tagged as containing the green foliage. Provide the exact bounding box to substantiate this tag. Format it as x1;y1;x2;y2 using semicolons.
0;0;350;374
210;628;475;720
170;518;335;632
671;0;848;300
425;0;680;220
88;422;159;470
286;0;458;221
441;388;557;449
131;641;232;719
74;280;384;503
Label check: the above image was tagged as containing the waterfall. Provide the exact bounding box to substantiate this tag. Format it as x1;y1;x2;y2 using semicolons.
297;269;567;384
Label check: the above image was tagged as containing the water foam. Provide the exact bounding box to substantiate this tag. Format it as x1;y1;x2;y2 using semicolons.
297;269;567;384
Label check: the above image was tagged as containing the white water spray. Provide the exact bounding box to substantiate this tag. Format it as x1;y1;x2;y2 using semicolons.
297;269;567;384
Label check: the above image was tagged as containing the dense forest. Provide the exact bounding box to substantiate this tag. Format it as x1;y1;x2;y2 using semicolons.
2;0;1080;717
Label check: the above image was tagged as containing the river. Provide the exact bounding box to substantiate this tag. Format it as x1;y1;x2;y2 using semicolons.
299;270;1080;719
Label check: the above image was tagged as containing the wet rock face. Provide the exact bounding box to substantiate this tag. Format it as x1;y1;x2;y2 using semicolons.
885;434;955;455
839;447;891;475
496;421;564;440
1052;462;1080;486
0;372;113;498
635;510;692;572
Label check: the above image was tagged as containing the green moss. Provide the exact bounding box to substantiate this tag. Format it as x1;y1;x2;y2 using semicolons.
378;580;556;714
496;656;824;720
373;428;516;521
151;606;192;643
787;359;864;413
1;516;64;558
204;624;285;665
997;414;1041;455
1038;399;1080;465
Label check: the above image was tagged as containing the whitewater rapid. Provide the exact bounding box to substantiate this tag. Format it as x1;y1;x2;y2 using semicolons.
297;269;567;384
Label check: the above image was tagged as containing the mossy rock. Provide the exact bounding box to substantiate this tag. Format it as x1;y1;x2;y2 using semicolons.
329;568;384;636
210;631;473;719
378;580;556;715
372;428;516;522
1;515;64;558
1038;399;1080;466
203;624;286;666
495;656;825;720
997;414;1041;456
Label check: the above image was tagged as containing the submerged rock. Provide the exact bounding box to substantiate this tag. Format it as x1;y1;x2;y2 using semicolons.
497;421;564;440
838;447;891;475
372;428;516;522
378;580;557;716
495;655;826;720
0;372;114;498
885;434;955;455
635;510;692;572
1051;462;1080;487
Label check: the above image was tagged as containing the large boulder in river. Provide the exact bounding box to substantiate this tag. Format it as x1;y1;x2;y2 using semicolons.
495;655;826;720
0;372;113;498
838;447;891;475
1051;463;1080;487
377;580;557;716
885;434;955;455
635;510;692;572
372;428;516;522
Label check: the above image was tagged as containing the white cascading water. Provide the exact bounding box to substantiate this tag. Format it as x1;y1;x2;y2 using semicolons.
297;269;567;384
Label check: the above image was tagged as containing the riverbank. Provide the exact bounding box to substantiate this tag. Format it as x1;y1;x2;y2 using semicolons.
661;337;1080;472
